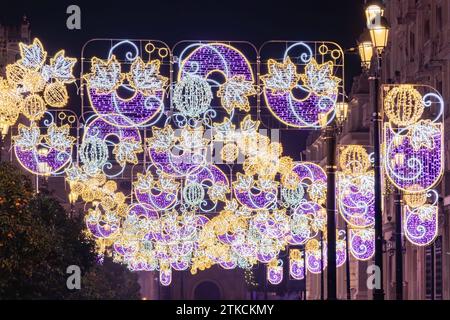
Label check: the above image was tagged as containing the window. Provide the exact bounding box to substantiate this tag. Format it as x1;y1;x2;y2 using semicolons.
425;236;443;300
424;19;430;40
409;31;415;62
437;6;443;31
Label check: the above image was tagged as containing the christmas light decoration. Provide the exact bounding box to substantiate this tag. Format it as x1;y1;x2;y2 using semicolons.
4;39;393;286
261;42;344;128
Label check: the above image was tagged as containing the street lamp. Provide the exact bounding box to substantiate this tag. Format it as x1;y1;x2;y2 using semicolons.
359;0;390;301
358;31;374;70
365;0;384;28
369;17;390;54
336;102;349;125
324;101;349;300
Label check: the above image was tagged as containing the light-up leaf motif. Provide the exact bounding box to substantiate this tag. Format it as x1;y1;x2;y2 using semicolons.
112;138;143;167
127;57;168;95
217;75;256;113
44;123;75;151
300;58;340;96
40;50;77;83
83;55;124;94
261;57;300;94
13;123;41;151
409;120;440;151
18;38;47;69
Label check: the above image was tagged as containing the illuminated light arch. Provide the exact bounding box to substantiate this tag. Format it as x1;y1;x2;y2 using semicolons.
178;42;254;82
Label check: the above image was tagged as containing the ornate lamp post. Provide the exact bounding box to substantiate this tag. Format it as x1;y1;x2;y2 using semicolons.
359;0;390;301
324;101;349;300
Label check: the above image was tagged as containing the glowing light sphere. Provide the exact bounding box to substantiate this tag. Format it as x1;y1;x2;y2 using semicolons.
80;135;109;176
6;63;27;85
22;94;46;121
22;69;46;93
173;74;212;118
339;145;371;175
44;81;69;108
384;85;424;126
221;143;239;162
183;182;205;207
0;81;22;127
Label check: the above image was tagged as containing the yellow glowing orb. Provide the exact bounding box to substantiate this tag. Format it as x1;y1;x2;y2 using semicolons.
44;81;69;108
384;85;424;126
22;94;46;121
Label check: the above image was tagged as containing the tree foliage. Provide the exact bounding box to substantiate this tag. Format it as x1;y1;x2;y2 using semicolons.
0;162;141;299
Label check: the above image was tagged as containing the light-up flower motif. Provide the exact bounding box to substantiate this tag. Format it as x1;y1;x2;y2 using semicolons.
178;126;208;151
261;57;300;94
112;138;143;167
126;57;168;95
207;182;230;202
83;56;124;94
217;75;256;113
133;172;154;193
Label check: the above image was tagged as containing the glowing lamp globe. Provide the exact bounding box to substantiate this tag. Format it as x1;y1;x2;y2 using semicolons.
365;1;385;28
369;16;390;53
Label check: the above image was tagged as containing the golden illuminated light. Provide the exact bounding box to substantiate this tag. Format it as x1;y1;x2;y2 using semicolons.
358;41;373;70
365;4;384;27
336;102;349;124
403;185;428;208
384;85;424;126
0;78;22;129
22;69;46;93
369;17;390;52
44;81;69;107
306;239;320;252
339;145;371;175
21;94;46;121
221;143;239;162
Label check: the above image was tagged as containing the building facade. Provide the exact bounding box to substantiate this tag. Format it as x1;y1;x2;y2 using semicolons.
303;0;450;299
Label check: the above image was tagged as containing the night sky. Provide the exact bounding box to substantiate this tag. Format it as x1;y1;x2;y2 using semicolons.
1;0;368;155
